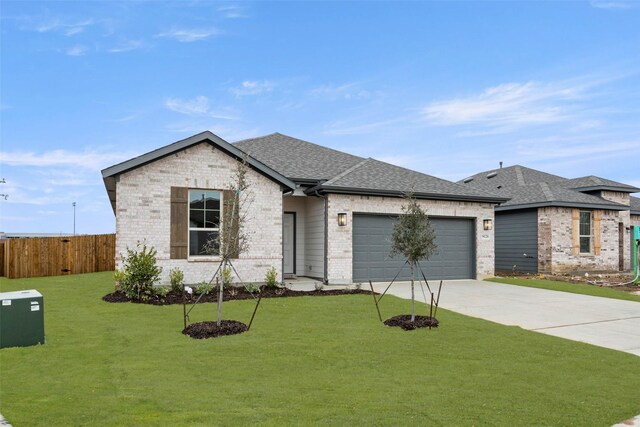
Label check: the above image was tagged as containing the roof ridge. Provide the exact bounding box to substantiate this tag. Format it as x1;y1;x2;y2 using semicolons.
323;158;372;185
515;166;526;185
539;182;554;201
234;132;364;161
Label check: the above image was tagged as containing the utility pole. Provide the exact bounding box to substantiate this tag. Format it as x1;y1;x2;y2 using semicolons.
72;202;76;235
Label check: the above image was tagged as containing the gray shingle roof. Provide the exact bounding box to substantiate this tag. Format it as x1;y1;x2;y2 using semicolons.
233;133;364;182
234;133;507;203
459;164;634;211
503;182;628;210
318;158;508;202
460;165;565;193
561;176;640;192
631;196;640;215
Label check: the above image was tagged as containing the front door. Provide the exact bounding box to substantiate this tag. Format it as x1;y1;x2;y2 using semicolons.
283;212;296;277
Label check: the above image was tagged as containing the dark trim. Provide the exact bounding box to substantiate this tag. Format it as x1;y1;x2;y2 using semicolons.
306;185;508;204
283;212;296;275
496;201;629;212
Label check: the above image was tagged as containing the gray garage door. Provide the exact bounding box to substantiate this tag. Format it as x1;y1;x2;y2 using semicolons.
353;214;475;282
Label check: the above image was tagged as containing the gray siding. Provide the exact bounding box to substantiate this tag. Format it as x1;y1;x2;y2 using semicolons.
495;209;538;273
283;196;307;276
304;197;325;279
352;214;475;282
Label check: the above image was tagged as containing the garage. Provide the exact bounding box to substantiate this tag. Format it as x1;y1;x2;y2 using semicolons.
352;214;475;282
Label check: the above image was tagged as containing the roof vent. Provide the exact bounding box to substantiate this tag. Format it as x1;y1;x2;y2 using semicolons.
497;185;502;189
486;171;498;179
463;177;474;183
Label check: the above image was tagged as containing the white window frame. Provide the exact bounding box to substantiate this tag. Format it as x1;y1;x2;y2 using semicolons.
579;210;592;254
188;189;222;257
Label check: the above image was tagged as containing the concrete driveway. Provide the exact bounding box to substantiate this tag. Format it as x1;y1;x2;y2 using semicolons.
370;280;640;356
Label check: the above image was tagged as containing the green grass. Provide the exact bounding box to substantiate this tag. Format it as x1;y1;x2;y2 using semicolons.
488;277;640;302
1;272;639;426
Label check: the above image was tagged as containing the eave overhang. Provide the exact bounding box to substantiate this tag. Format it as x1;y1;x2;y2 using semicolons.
306;185;509;204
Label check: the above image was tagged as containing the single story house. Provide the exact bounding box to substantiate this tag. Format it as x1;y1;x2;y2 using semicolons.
459;165;640;274
102;131;507;285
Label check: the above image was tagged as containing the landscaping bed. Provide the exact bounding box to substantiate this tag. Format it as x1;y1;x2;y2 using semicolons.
103;286;371;305
384;314;439;330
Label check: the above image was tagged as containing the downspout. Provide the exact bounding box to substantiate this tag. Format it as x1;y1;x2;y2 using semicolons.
314;190;329;285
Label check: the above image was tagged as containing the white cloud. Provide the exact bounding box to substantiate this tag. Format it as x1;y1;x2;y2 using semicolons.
218;4;248;18
108;39;144;53
590;0;636;9
230;80;276;96
165;96;210;116
0;149;133;170
65;45;88;56
156;28;221;42
36;18;94;36
423;81;584;128
164;96;239;120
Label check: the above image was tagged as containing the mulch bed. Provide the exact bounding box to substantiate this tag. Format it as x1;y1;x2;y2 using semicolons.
384;314;439;330
102;286;372;305
183;320;248;339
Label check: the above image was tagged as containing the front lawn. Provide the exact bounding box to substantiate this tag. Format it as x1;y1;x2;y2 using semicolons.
1;272;639;426
488;277;640;302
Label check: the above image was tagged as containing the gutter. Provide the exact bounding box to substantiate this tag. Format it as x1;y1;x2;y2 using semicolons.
306;185;509;204
496;201;631;212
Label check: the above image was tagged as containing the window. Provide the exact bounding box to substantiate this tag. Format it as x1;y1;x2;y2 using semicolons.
579;211;592;254
189;190;221;256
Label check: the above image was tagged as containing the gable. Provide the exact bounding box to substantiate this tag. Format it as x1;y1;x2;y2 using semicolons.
102;131;295;212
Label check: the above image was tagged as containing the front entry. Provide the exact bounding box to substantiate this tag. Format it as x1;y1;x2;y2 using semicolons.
283;212;296;278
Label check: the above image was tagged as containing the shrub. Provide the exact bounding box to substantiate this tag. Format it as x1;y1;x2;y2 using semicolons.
222;267;233;286
264;266;279;289
195;281;213;295
119;242;162;302
169;268;184;293
246;283;260;293
153;286;170;298
113;270;126;292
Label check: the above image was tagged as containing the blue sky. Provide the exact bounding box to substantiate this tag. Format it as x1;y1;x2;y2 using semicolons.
1;0;639;234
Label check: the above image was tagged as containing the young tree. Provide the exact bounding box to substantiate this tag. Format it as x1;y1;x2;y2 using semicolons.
389;194;437;322
204;156;253;325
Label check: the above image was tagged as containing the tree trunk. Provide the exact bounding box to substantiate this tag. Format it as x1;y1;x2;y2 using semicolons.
217;258;225;326
410;262;415;322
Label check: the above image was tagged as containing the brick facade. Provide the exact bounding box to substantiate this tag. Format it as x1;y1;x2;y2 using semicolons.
325;194;496;283
537;207;621;274
115;142;283;285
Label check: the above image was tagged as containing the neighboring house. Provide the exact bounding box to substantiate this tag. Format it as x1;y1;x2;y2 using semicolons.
102;131;506;285
632;196;640;227
460;165;640;274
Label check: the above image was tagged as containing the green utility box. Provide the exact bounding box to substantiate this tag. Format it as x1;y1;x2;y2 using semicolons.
0;290;45;349
634;226;640;241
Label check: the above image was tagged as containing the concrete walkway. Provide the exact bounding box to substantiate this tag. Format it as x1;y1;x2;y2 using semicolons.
369;279;640;356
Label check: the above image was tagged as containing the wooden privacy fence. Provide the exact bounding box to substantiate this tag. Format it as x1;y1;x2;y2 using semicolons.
2;234;115;279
